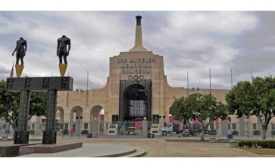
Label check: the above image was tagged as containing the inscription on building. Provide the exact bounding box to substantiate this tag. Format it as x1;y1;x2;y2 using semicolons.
117;57;155;75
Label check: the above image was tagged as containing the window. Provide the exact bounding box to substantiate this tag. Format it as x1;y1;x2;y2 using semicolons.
232;123;236;130
84;123;88;129
253;123;257;130
3;124;6;129
271;123;275;130
65;123;69;129
60;123;64;129
31;123;35;130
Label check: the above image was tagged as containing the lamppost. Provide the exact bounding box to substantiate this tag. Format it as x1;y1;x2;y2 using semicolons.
76;116;82;138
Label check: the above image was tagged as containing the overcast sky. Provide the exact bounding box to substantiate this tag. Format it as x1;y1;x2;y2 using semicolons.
1;11;275;90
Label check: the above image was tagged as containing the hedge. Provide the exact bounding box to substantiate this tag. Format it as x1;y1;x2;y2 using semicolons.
238;140;275;148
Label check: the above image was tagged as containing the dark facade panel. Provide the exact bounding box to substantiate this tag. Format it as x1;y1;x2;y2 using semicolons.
6;77;73;91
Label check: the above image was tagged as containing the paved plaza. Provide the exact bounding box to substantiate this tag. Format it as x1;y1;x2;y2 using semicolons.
8;136;270;157
81;138;259;157
2;136;275;157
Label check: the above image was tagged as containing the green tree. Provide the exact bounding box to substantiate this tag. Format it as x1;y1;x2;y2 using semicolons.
0;80;20;129
0;80;47;129
190;94;227;140
170;93;227;141
169;96;190;126
226;77;275;140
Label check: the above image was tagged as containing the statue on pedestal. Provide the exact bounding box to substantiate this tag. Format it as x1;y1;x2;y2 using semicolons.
57;35;71;77
12;37;27;77
57;35;71;64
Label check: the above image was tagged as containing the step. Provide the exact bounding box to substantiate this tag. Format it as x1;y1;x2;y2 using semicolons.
122;147;147;157
100;148;136;157
20;143;83;155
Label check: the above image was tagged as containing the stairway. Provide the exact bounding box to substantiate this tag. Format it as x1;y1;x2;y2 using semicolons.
122;147;147;157
20;143;147;157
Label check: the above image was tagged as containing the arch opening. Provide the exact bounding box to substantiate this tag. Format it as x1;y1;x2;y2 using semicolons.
124;83;148;121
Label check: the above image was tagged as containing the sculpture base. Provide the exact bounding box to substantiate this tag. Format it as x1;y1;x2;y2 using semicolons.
14;131;29;144
59;64;67;77
15;64;24;77
42;131;57;144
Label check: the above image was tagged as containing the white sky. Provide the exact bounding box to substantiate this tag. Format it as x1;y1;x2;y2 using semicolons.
1;11;275;90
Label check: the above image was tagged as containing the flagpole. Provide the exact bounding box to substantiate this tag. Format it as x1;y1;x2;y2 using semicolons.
209;68;212;95
66;71;70;107
86;70;89;106
230;69;233;89
187;71;189;96
9;62;14;78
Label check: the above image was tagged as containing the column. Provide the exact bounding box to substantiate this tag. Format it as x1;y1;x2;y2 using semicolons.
91;119;99;137
42;90;57;144
14;90;30;144
239;116;245;137
142;119;148;138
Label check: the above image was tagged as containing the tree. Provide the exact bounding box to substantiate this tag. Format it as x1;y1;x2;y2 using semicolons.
189;94;227;140
169;96;191;127
226;77;275;140
0;80;47;129
170;93;227;141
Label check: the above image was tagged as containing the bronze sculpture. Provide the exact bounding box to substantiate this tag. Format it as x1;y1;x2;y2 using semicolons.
12;37;27;65
57;35;71;64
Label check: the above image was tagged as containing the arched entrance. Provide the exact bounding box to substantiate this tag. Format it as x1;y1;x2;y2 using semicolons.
90;105;104;137
56;107;64;131
119;80;152;122
70;106;83;137
124;83;149;121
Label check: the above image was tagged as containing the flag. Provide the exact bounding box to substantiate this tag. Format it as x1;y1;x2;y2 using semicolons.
9;62;14;78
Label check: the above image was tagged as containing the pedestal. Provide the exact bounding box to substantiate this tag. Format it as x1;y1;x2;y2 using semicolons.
14;131;29;144
15;64;24;77
42;90;57;144
42;131;57;144
59;64;67;77
14;90;30;144
6;76;73;145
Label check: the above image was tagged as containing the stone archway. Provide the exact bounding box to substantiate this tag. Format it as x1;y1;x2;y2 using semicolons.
90;105;104;137
124;83;148;121
70;106;84;136
56;106;64;131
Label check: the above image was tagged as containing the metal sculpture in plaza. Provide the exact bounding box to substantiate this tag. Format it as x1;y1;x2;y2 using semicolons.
7;36;73;144
12;37;27;77
57;35;71;77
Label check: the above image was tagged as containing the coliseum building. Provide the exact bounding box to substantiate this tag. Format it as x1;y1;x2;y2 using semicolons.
56;16;228;136
1;16;275;139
